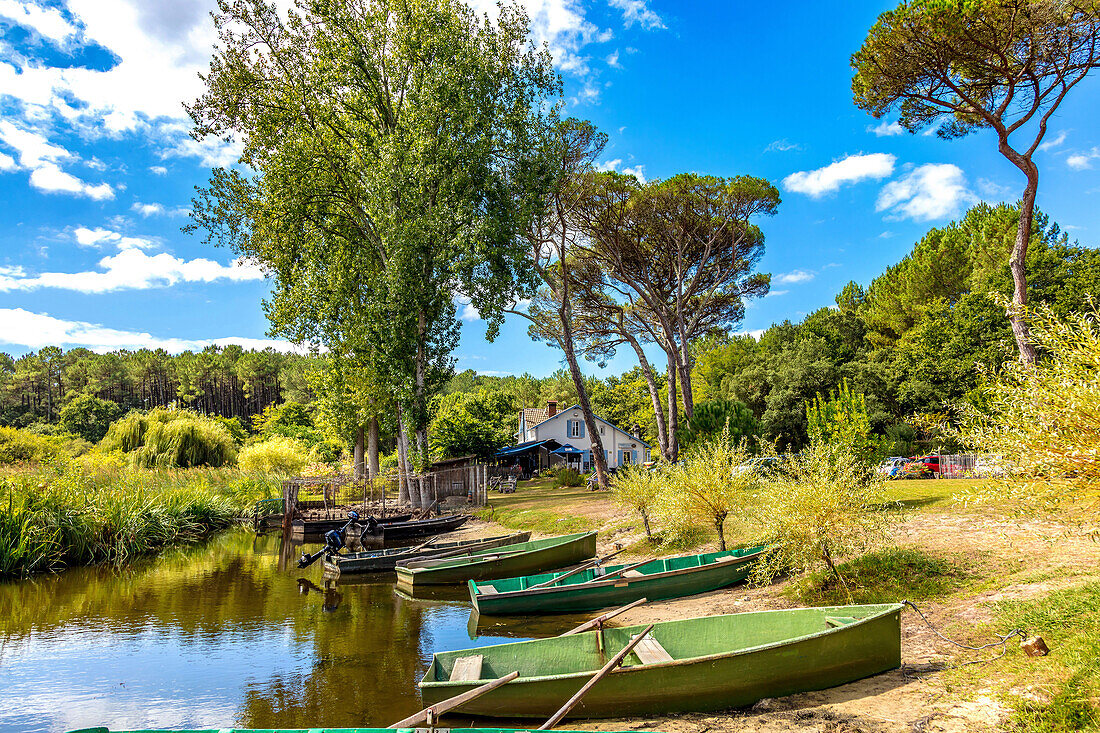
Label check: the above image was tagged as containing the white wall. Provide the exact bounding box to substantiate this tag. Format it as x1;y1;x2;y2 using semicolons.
524;406;650;470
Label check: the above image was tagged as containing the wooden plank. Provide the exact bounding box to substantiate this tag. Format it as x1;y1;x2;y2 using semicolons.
449;655;483;682
622;570;644;578
630;632;673;665
479;584;499;594
537;623;655;729
388;671;519;728
826;616;858;628
527;547;628;590
562;597;648;636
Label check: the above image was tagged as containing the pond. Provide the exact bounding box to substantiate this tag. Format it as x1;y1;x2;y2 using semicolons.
0;529;586;733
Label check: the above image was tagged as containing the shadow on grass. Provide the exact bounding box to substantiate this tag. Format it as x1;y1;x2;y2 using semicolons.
791;547;979;606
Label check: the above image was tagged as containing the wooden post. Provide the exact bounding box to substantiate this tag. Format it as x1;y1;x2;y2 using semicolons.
538;624;654;729
562;598;648;636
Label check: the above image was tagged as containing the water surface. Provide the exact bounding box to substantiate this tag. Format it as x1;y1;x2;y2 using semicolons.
0;529;577;733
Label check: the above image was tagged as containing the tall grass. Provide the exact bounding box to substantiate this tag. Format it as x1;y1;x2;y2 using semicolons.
0;461;279;576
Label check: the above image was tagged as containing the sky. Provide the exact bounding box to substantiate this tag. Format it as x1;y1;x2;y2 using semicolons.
2;0;1100;377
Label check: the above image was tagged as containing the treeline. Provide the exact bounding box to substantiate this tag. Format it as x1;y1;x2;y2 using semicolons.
0;346;314;429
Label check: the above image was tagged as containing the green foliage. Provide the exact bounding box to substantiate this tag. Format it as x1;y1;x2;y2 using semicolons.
307;438;346;467
0;427;69;464
954;304;1100;507
101;409;238;468
652;432;760;551
679;399;758;449
611;464;662;538
211;415;248;445
806;379;881;466
554;467;584;488
238;437;310;475
752;442;895;591
0;463;279;576
429;389;517;459
794;547;974;606
252;401;313;434
58;394;122;443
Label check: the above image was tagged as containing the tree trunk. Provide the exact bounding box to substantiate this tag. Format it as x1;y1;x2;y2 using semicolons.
353;425;366;480
714;511;727;551
665;352;679;461
623;329;669;460
396;406;412;506
640;508;652;540
367;416;380;479
677;349;695;422
1010;167;1039;365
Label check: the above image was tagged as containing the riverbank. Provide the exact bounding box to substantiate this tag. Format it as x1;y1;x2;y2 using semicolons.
0;462;280;576
473;478;1100;731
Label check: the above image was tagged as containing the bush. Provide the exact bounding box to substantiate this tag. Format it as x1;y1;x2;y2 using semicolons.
59;394;122;443
611;464;662;539
238;437;310;475
100;409;237;468
0;427;68;464
554;467;584;487
308;437;346;466
679;399;758;449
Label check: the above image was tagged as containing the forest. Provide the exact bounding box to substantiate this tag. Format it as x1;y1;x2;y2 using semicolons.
4;201;1096;464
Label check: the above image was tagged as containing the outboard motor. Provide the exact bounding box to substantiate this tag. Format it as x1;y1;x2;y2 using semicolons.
296;511;361;569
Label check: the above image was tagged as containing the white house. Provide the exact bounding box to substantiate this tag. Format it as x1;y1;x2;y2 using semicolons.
514;400;651;472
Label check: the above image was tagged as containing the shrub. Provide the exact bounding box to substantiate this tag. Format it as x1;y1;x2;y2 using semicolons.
679;399;758;449
0;426;68;464
308;437;346;466
59;394;122;443
238;437;309;475
611;464;662;539
554;467;584;487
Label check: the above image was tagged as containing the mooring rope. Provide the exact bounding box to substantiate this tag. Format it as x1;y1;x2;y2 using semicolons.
902;599;1028;670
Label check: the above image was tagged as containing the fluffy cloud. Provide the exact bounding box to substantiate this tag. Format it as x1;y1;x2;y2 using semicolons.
1067;148;1100;170
774;269;814;284
783;153;896;197
0;308;303;353
0;120;113;198
868;120;904;137
131;201;188;217
0;0;79;43
29;162;113;198
0;151;15;171
608;0;664;30
72;226;153;250
596;158;645;183
876;163;976;221
0;247;265;293
764;138;802;153
1037;130;1067;152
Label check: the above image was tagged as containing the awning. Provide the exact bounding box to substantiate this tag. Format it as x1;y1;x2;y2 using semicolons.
494;440;556;458
551;443;584;455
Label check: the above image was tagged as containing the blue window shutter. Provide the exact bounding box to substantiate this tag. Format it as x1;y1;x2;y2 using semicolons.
578;421;585;438
632;449;638;464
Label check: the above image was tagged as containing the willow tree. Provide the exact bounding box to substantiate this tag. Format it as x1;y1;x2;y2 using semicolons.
852;0;1100;364
188;0;558;493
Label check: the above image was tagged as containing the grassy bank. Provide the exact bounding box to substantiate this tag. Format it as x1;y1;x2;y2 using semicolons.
0;461;280;576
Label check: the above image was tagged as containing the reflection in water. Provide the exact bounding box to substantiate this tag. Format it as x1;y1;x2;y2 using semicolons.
0;529;536;733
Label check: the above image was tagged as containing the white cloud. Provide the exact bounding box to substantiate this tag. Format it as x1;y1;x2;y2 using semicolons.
1067;148;1100;170
0;308;304;353
621;164;646;183
0;0;79;43
764;290;789;297
774;269;814;284
596;158;645;182
0;121;113;198
72;226;152;249
131;201;188;217
764;138;801;153
0;248;265;294
596;158;622;172
737;328;766;339
164;133;243;168
0;151;15;171
608;0;664;30
783;153;896;198
1037;130;1067;152
0;121;71;167
28;162;114;199
977;177;1013;199
606;49;620;68
149;165;168;175
868;120;904;137
455;295;481;322
876;163;976;221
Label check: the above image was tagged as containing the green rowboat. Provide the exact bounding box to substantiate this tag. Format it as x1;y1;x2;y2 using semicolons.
395;531;597;587
324;531;532;573
469;545;766;615
69;729;634;733
420;603;903;718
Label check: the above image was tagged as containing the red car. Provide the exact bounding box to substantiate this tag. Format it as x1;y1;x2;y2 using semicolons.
903;455;940;477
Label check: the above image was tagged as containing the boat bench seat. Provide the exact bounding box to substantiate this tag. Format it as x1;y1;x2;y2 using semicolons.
825;616;859;628
630;633;674;665
622;570;645;578
450;654;483;682
479;584;499;594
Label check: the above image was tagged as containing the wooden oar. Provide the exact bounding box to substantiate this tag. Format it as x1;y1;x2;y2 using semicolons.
387;670;519;728
561;597;648;636
527;547;628;590
398;545;531;570
592;557;654;583
537;623;655;729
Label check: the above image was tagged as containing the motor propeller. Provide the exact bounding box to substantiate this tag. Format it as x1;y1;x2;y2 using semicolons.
296;511;361;569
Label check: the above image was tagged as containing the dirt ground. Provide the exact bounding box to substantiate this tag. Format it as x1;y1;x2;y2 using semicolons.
454;505;1100;733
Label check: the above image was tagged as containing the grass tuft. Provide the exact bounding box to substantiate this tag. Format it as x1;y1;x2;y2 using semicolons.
793;546;977;605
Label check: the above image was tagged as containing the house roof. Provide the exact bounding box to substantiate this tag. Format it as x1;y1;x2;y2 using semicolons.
528;404;652;448
520;406;549;428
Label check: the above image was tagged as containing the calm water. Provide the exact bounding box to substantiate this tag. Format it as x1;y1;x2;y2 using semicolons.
0;529;585;733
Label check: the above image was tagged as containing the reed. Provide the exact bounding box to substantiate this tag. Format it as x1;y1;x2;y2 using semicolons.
0;462;280;576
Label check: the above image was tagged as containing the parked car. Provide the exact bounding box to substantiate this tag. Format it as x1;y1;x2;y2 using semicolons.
733;456;786;477
877;456;911;479
903;455;940;478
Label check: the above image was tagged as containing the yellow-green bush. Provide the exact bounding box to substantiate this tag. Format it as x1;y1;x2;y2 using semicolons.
0;426;68;464
100;409;237;468
238;437;309;475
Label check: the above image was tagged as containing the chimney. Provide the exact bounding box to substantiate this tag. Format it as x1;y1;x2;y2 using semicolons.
632;423;641;439
547;400;558;418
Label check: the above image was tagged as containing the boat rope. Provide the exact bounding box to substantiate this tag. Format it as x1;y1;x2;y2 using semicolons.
902;599;1027;669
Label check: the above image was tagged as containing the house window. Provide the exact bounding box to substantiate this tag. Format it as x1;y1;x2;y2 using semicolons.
600;425;605;435
569;420;582;438
621;450;632;465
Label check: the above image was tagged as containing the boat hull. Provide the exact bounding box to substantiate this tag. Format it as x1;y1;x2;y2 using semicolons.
325;531;531;573
396;532;597;587
420;604;903;718
470;547;764;615
69;728;627;733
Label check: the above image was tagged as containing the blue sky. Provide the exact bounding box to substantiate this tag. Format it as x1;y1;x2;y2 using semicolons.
2;1;1099;377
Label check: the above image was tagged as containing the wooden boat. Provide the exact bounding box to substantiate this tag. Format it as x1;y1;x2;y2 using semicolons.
68;728;630;733
371;514;471;545
324;531;531;574
420;603;903;718
470;546;766;615
288;513;412;538
395;531;598;588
